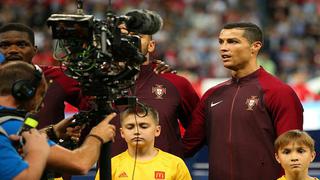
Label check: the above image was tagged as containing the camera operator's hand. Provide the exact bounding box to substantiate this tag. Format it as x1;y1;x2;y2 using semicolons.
8;129;50;180
21;129;50;156
88;113;116;144
50;116;84;142
9;129;50;158
153;60;177;74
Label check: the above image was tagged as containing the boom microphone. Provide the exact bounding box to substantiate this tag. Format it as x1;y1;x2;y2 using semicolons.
125;9;163;35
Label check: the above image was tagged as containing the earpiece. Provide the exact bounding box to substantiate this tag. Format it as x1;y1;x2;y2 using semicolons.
12;65;43;101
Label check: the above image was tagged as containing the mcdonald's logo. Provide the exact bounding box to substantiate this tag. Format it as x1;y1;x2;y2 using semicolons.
154;171;165;179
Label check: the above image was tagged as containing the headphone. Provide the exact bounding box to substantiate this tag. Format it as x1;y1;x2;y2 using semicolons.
11;65;43;101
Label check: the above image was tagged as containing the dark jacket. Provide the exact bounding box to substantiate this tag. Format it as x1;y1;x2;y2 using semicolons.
183;67;303;180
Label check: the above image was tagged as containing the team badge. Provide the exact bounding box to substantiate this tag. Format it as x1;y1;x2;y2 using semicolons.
154;171;165;179
245;96;259;111
152;84;166;99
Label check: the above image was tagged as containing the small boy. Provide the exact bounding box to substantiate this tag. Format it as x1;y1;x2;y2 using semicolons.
274;129;318;180
95;104;192;180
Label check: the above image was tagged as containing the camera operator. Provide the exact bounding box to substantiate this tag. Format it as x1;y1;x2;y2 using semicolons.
109;9;200;158
0;61;116;179
0;23;172;130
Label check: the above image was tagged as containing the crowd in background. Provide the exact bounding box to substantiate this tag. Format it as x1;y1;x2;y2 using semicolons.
0;0;319;101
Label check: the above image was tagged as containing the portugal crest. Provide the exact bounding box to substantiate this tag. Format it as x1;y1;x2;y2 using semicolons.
246;96;259;111
152;84;166;99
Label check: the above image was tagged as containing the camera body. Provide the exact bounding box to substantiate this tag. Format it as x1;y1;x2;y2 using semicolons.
47;12;145;100
46;2;156;132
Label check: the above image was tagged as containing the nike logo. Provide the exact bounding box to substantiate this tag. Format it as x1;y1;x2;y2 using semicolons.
210;100;223;107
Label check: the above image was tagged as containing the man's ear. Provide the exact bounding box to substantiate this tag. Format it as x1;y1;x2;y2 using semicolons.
251;41;262;55
34;45;38;54
148;40;155;53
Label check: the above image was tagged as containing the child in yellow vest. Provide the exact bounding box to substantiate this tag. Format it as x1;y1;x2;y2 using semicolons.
95;104;191;180
275;129;319;180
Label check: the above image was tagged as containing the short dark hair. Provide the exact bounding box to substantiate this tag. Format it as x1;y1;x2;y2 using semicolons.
223;22;263;45
120;103;159;125
0;61;37;96
0;23;35;46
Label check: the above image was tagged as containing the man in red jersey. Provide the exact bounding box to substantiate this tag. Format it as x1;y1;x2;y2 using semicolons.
110;9;200;158
183;22;303;180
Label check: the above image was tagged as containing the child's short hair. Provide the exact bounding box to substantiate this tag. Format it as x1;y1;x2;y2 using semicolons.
274;129;315;153
120;103;159;125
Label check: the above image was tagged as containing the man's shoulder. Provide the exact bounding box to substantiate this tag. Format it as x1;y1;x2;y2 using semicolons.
202;79;231;97
158;72;191;83
258;68;288;87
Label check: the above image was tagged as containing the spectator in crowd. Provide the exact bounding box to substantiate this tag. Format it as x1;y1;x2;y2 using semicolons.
0;61;116;179
183;22;303;180
275;130;318;180
110;9;199;158
95;104;192;180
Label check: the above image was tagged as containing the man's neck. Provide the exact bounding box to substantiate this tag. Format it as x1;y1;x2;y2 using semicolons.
231;63;259;79
142;54;150;65
0;95;17;108
127;145;158;161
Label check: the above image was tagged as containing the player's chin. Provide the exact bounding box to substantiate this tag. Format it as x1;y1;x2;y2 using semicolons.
222;62;234;69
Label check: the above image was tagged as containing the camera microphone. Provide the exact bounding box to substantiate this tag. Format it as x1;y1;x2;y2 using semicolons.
125;9;163;35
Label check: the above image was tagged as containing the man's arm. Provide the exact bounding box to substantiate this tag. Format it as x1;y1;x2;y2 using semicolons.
160;73;200;128
46;113;116;175
264;84;304;136
182;94;207;157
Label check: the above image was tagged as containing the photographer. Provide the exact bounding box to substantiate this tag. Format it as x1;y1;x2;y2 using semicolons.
0;61;116;179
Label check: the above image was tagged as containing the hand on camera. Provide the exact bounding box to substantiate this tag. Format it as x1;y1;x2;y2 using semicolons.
53;116;84;142
89;113;116;143
10;129;50;158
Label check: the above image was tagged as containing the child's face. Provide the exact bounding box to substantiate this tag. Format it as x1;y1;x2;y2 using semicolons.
275;142;316;175
120;114;161;148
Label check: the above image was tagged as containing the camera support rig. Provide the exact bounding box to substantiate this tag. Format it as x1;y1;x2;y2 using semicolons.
47;0;147;179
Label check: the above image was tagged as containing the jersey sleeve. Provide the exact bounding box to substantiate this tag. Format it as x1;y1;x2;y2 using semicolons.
42;65;83;108
160;73;200;128
182;88;213;157
263;83;304;136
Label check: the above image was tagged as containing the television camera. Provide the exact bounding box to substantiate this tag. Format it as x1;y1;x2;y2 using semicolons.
47;0;162;127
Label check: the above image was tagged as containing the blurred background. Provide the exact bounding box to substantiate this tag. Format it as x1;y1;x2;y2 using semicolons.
1;0;319;179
